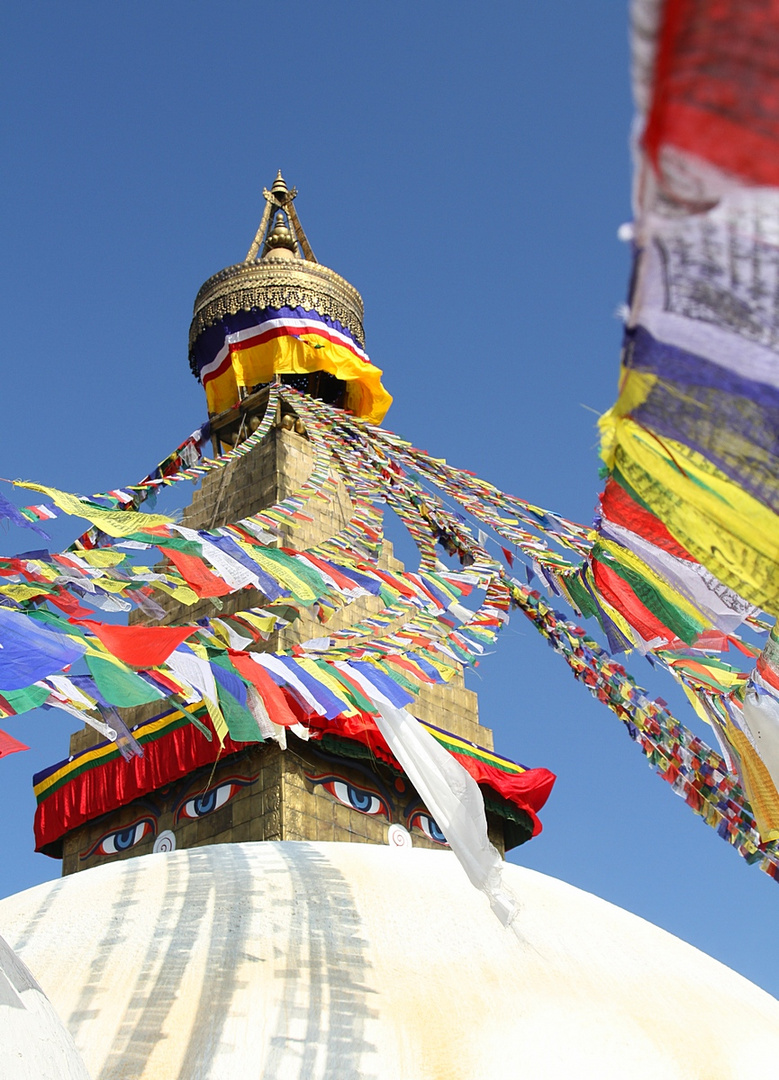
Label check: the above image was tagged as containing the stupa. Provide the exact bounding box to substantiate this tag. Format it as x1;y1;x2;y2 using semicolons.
31;171;547;879
2;175;779;1080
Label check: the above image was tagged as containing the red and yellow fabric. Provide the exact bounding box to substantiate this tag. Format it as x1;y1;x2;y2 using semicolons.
191;305;392;423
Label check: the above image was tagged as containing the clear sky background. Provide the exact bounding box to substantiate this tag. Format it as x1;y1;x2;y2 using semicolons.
0;2;776;998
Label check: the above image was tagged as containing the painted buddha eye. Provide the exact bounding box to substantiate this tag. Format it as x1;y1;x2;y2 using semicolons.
178;783;235;820
409;811;448;845
307;773;389;819
82;818;155;859
176;777;250;821
329;780;387;816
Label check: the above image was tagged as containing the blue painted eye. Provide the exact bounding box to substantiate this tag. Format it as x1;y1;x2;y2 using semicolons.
175;773;259;823
327;779;388;817
341;783;376;812
113;827;140;851
82;818;155;859
306;773;389;819
179;782;236;821
409;811;448;845
194;790;217;815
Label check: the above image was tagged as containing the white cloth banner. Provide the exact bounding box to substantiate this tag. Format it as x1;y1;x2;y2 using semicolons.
370;698;521;929
46;697;117;742
166;648;216;706
632;198;779;391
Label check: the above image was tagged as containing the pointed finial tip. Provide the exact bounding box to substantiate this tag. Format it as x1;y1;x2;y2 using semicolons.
271;170;288;196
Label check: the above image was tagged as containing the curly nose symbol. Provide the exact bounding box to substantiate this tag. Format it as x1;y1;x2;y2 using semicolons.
153;830;176;853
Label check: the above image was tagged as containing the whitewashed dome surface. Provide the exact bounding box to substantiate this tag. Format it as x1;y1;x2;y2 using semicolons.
0;932;90;1080
0;841;777;1080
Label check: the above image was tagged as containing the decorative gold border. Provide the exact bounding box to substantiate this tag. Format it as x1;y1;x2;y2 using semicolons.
189;254;365;350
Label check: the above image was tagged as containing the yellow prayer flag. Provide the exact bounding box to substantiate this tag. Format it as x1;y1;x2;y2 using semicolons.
78;550;127;568
13;481;174;538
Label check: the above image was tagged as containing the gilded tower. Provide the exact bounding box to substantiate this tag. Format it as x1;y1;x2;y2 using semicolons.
34;175;538;875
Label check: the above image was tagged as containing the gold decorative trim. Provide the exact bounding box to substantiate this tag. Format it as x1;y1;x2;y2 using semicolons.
189;256;365;350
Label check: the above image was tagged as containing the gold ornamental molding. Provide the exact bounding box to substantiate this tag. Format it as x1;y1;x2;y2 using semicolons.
189;254;365;351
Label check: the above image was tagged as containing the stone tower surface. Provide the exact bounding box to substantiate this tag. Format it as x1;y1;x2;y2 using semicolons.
50;175;530;876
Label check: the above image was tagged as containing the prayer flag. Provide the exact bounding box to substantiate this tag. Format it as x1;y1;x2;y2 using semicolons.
0;607;85;691
73;620;195;668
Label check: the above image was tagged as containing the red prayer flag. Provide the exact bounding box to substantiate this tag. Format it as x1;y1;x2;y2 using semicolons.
600;480;694;562
591;559;682;649
48;587;93;618
0;728;29;760
72;620;196;668
161;547;232;598
643;0;779;187
228;651;299;727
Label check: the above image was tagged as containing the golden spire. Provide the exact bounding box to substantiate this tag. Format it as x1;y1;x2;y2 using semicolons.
244;170;317;263
190;171;365;360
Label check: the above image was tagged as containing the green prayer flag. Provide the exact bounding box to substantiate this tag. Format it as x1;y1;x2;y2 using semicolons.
86;654;165;708
2;684;51;713
215;685;264;743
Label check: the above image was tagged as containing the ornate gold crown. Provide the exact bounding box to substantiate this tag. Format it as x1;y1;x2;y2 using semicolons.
188;172;365;358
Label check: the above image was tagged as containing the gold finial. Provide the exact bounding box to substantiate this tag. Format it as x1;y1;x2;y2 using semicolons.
190;170;367;368
244;170;317;264
271;170;288;198
264;211;297;254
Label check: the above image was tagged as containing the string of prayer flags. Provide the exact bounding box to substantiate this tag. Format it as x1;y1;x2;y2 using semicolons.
569;0;779;838
508;580;779;882
728;624;779;842
12;481;176;539
0;490;51;539
0;373;774;877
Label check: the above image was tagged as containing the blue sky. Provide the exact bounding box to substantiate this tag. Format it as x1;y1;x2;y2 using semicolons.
1;3;776;997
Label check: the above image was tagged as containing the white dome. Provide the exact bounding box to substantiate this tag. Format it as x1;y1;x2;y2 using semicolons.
0;841;777;1080
0;933;90;1080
